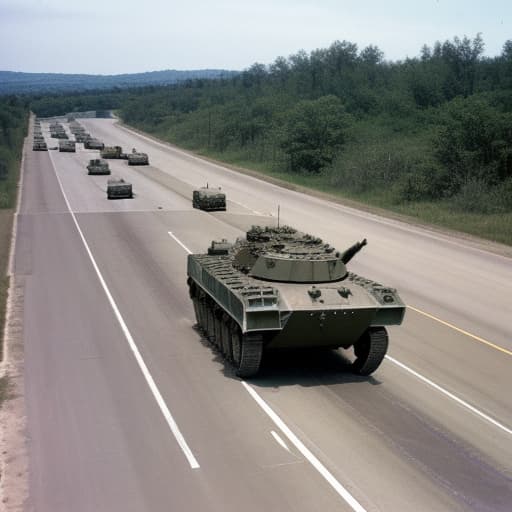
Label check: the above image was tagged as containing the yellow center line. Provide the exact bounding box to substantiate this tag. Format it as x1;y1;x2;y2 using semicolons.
407;305;512;356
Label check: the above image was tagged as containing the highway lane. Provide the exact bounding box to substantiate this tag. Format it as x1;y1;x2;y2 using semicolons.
16;119;512;511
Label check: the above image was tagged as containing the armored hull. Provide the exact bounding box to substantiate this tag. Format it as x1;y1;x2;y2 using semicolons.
101;146;127;159
87;158;110;175
33;141;48;151
107;178;132;199
84;138;104;150
127;151;149;165
187;226;405;377
59;140;76;152
192;186;226;211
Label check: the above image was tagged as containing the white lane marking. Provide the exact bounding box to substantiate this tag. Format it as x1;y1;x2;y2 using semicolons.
242;382;367;512
48;152;200;469
168;232;192;254
271;430;291;452
385;356;512;436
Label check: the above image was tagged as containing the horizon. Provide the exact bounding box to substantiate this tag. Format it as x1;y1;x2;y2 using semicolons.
1;0;511;75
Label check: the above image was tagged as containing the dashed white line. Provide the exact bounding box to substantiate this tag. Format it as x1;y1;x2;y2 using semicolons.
271;430;291;452
48;151;200;469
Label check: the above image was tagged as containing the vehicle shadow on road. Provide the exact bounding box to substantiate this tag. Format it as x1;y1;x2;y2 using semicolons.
194;326;382;387
250;349;383;388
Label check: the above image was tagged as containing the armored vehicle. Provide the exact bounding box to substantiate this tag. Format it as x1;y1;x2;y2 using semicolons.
101;146;127;159
75;132;91;143
127;148;149;165
33;141;48;151
51;131;68;139
187;226;405;377
84;138;104;150
107;178;132;199
192;185;226;211
87;159;110;175
59;140;76;152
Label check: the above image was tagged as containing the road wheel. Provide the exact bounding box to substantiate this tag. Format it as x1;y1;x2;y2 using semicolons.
231;325;263;378
352;327;389;376
221;314;232;361
213;307;223;348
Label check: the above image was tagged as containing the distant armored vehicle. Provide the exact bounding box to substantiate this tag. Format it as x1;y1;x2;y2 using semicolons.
87;158;110;175
101;146;127;159
75;132;91;143
187;226;405;377
84;138;104;150
127;148;149;165
192;185;226;211
59;140;76;152
107;178;132;199
51;131;68;139
33;141;48;151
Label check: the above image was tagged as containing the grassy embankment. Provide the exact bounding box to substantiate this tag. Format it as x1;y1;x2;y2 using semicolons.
0;105;28;365
134;118;512;248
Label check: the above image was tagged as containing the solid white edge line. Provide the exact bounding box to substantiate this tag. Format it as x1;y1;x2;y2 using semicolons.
385;355;512;436
242;382;367;512
270;430;291;452
48;150;200;469
168;232;192;254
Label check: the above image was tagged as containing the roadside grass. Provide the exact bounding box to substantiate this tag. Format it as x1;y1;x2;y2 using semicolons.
0;210;14;362
0;374;12;408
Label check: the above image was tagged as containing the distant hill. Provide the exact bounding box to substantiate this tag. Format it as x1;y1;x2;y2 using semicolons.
0;69;238;95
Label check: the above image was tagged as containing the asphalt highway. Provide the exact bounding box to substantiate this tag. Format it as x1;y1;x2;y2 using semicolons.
15;118;512;511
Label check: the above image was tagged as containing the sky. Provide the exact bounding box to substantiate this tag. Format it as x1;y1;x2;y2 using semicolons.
0;0;511;75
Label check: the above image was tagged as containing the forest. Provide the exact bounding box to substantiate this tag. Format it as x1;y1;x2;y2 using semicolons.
0;96;29;208
28;34;512;243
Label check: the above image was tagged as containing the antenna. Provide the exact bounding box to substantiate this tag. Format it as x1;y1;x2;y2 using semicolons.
277;205;280;228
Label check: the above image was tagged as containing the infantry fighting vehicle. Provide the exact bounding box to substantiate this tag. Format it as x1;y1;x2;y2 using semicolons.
87;158;110;175
59;140;76;152
127;148;149;165
107;178;132;199
187;226;405;377
101;146;127;159
33;141;48;151
84;138;105;150
192;185;226;211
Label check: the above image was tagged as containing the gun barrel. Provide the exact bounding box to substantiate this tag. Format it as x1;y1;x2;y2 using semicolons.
340;238;367;264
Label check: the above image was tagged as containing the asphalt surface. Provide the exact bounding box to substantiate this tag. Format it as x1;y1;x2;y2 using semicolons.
15;119;512;511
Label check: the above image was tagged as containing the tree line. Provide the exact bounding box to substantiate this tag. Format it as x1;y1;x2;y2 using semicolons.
31;34;512;214
0;96;29;208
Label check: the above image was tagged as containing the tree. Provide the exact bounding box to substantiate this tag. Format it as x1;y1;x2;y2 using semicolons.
280;95;351;173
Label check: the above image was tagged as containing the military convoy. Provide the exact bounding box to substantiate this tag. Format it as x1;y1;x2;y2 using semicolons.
187;226;405;377
127;149;149;165
87;159;110;175
107;178;133;199
192;186;226;211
